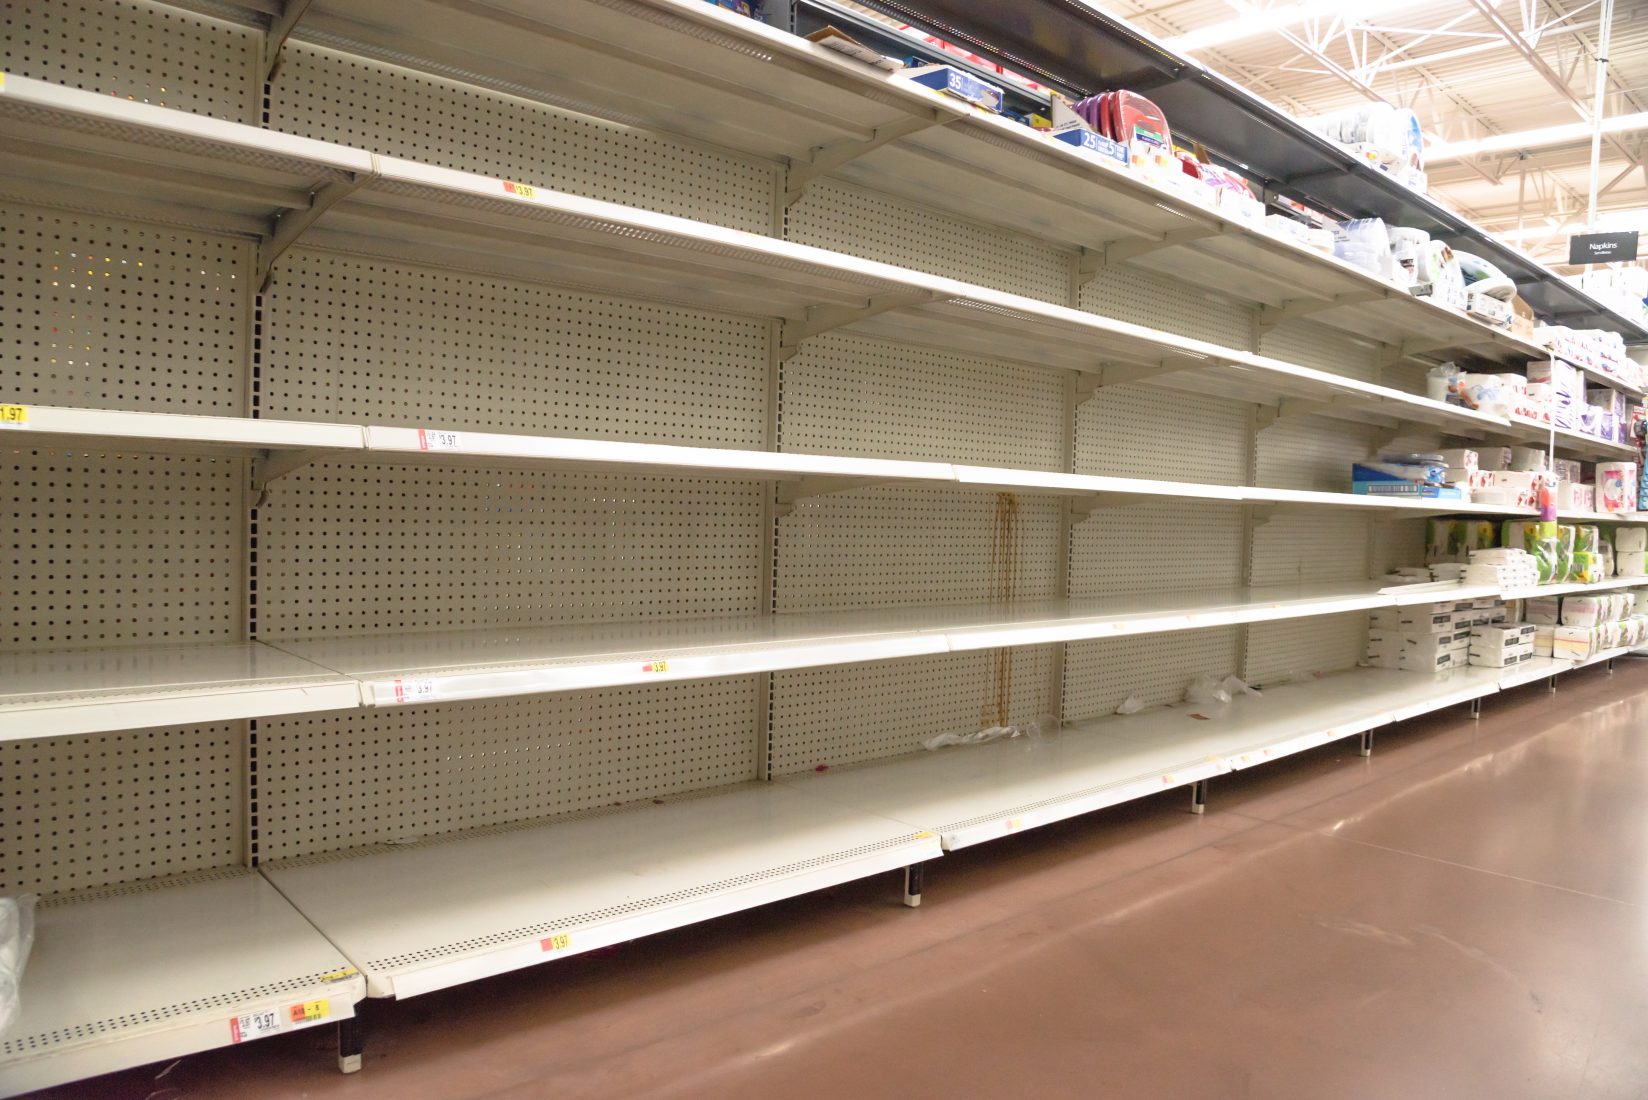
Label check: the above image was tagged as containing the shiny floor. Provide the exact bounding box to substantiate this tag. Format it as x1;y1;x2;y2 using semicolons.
43;664;1648;1100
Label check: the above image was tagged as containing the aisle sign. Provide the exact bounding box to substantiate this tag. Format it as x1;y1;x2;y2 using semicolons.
1568;231;1638;265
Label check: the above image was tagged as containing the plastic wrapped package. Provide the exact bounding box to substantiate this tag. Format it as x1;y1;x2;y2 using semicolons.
1453;250;1516;300
0;893;37;1039
1388;226;1430;287
923;714;1058;751
1333;218;1396;280
1458;373;1512;417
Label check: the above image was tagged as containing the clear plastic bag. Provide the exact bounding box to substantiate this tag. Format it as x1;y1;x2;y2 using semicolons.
923;713;1058;751
0;893;38;1039
1183;674;1231;706
1114;695;1146;715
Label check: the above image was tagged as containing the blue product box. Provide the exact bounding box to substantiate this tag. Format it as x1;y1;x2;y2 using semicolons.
1052;128;1128;168
1352;482;1464;500
904;65;1005;114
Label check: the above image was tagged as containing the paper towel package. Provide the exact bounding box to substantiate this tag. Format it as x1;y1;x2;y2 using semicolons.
1471;624;1538;646
1561;596;1604;627
1553;626;1595;661
1524;597;1562;624
1598;462;1639;513
1533;624;1555;656
1369;608;1466;633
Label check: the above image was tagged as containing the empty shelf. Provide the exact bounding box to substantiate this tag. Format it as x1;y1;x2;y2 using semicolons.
259;783;941;998
0;405;363;458
0;869;365;1097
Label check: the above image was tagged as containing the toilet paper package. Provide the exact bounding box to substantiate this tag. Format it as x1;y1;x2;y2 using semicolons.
1554;458;1585;484
1561;596;1604;627
1616;528;1648;552
1369;607;1469;633
1556;482;1596;512
1597;462;1639;513
1479;447;1514;471
1523;597;1562;624
1569;550;1603;584
1533;624;1555;656
1553;626;1595;660
1574;525;1602;555
1508;446;1548;472
1435;448;1479;471
1617;550;1648;577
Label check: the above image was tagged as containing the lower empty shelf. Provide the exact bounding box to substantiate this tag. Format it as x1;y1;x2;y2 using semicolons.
0;869;366;1098
259;783;942;999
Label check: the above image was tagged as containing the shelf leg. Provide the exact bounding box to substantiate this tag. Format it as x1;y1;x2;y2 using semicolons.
1469;696;1482;721
1359;729;1375;757
337;1011;364;1074
1190;780;1208;815
902;862;926;908
1548;675;1559;694
1608;658;1616;674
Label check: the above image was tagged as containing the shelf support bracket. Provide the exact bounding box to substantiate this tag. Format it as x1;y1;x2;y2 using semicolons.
1096;225;1222;270
263;0;315;81
1258;288;1389;330
1078;354;1214;391
777;291;940;359
784;111;952;206
251;447;326;499
257;160;380;293
1378;336;1455;367
775;475;896;515
1243;502;1277;527
1254;398;1331;430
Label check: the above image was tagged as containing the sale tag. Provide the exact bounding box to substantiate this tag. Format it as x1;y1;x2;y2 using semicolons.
641;660;669;673
503;180;538;199
541;933;572;952
391;677;437;704
289;999;330;1025
417;428;461;451
229;1009;281;1044
0;404;27;428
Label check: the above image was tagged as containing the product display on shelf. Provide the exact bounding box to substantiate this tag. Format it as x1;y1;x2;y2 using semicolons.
3;0;1647;1093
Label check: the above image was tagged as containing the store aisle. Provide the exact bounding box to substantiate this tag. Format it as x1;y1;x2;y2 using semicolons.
50;664;1648;1100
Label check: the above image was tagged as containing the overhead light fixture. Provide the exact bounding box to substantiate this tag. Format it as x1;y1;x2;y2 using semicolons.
1427;111;1648;161
1163;0;1433;53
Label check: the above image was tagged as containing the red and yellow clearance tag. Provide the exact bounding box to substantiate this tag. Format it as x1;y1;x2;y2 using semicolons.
503;180;538;199
641;660;669;673
541;933;572;952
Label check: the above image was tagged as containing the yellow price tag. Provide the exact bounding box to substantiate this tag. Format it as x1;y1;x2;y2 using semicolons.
0;404;27;427
288;999;329;1024
642;660;669;673
541;933;572;952
318;967;358;983
503;180;537;199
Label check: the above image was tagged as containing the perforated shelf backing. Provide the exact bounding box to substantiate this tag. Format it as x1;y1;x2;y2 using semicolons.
4;450;241;650
259;249;769;445
0;725;242;896
1246;613;1372;687
255;463;766;638
1068;501;1246;598
0;0;259;122
252;679;760;861
780;331;1065;469
1;206;251;414
1258;318;1384;385
1080;265;1253;351
1075;385;1249;485
267;41;775;235
788;179;1071;303
1256;414;1379;491
1245;511;1375;687
1063;627;1241;723
775;487;1062;611
769;647;1057;775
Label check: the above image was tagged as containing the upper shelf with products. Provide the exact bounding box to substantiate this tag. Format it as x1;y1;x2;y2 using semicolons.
149;0;1562;370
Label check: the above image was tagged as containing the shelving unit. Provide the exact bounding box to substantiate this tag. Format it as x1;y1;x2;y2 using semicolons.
0;0;1642;1092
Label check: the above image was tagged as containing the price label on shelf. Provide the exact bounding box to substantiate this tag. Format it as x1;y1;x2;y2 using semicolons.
540;932;572;952
0;404;27;428
391;677;438;704
229;1009;281;1044
417;428;461;451
502;180;538;199
641;660;670;673
289;999;330;1026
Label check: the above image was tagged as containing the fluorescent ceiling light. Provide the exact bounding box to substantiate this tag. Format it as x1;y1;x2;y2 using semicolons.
1164;0;1432;53
1428;111;1648;161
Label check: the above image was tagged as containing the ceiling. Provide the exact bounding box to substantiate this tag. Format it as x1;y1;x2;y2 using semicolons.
1095;0;1648;269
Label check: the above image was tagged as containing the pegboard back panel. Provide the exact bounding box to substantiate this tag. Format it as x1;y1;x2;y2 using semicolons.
253;679;760;860
267;42;774;234
1079;267;1251;349
1371;516;1426;577
1068;501;1245;597
779;332;1065;468
0;0;257;121
1250;511;1371;587
1256;415;1378;491
1258;321;1382;384
259;250;769;446
1062;627;1241;722
1;206;250;413
1244;613;1369;686
4;450;240;650
256;464;765;638
1075;386;1248;484
769;647;1057;775
0;724;242;896
775;488;1061;611
787;179;1070;303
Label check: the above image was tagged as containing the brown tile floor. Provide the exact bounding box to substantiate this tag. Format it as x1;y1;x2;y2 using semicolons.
36;663;1648;1100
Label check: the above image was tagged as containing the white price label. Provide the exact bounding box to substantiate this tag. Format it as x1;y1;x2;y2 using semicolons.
417;428;461;451
391;677;438;704
230;1009;281;1044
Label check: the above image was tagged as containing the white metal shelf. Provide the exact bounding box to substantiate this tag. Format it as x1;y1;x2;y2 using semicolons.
1505;416;1638;461
1498;576;1646;601
0;643;361;740
782;665;1500;851
0;869;366;1098
259;783;942;998
0;405;363;459
1564;358;1645;400
0;73;1538;449
1558;510;1648;525
282;0;1540;368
